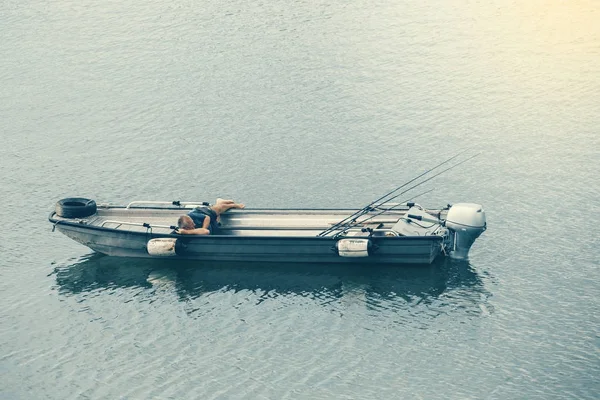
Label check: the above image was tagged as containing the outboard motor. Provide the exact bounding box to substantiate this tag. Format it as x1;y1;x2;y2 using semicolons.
445;203;486;260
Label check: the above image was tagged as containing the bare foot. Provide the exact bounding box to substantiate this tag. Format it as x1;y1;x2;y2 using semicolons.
216;198;244;209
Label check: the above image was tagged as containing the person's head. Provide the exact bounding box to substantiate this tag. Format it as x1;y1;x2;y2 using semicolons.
177;215;195;230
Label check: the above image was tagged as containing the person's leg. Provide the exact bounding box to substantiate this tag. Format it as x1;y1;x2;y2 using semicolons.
211;199;245;220
216;198;235;205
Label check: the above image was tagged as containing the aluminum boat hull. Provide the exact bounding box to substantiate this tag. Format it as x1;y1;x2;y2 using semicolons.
53;222;443;264
49;205;446;264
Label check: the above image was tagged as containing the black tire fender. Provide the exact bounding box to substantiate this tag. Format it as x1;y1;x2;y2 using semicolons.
55;198;97;218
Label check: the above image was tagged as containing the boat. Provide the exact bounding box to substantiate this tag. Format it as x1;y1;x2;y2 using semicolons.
48;153;487;265
48;197;486;264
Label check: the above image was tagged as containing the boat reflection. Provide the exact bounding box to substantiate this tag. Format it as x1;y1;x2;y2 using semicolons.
52;253;491;313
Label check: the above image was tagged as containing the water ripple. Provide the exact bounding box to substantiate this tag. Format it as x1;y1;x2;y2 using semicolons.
2;0;600;398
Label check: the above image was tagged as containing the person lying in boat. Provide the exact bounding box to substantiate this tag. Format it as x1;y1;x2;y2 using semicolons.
176;198;245;235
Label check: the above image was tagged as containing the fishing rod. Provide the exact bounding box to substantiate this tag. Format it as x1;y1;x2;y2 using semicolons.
327;187;437;234
331;189;437;237
330;153;480;237
373;187;436;212
317;149;472;237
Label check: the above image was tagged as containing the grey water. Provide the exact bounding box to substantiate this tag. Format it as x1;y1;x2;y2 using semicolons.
1;0;599;398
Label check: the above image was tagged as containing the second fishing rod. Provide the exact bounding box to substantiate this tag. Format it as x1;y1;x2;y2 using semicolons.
331;153;480;237
317;149;472;237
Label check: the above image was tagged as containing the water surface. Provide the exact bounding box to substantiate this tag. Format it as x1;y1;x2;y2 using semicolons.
1;0;599;398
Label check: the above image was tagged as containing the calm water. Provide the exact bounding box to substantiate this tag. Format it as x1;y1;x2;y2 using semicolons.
1;0;599;398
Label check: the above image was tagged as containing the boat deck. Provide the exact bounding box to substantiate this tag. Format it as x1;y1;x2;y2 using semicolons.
66;207;430;237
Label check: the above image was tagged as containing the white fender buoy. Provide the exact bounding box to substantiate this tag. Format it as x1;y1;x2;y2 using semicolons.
336;238;372;257
147;238;178;257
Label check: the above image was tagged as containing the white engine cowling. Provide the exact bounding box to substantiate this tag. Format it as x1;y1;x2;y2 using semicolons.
445;203;486;260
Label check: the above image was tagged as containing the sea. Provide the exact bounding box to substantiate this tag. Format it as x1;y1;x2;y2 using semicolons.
1;0;599;399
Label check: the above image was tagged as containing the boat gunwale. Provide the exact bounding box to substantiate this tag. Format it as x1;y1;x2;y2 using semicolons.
99;204;414;211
